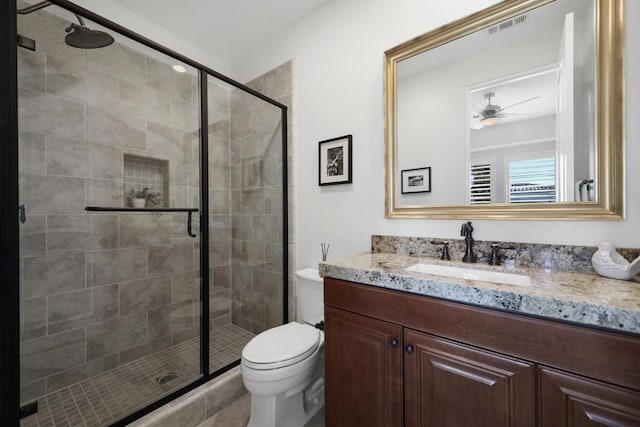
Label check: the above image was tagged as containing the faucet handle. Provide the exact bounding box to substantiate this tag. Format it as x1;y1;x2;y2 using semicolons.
488;243;517;265
441;241;451;261
488;243;501;265
430;240;451;261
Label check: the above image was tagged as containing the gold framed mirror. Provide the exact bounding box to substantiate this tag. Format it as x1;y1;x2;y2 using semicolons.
384;0;624;219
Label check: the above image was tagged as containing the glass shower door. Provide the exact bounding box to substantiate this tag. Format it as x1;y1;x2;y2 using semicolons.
17;3;202;424
206;75;286;374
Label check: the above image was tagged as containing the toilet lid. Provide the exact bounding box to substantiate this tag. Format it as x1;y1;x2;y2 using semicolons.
242;322;321;367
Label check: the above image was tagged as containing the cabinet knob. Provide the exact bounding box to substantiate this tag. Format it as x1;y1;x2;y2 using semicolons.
405;344;414;354
390;338;399;348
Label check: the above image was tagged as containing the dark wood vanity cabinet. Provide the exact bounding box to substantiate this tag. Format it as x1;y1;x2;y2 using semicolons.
325;306;403;427
324;278;640;427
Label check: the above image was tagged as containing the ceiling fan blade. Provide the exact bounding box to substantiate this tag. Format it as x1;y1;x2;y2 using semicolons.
470;102;485;114
471;119;484;129
499;113;532;117
499;96;540;111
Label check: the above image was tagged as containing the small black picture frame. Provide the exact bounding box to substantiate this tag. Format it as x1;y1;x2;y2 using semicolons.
401;167;431;194
319;134;352;186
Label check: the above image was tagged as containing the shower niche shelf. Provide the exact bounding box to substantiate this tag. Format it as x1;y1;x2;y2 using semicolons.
123;154;170;208
85;206;199;238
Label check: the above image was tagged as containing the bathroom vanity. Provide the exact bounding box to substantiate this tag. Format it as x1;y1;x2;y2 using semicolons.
320;253;640;426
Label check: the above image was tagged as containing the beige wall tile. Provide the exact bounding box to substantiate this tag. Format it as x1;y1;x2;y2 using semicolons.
21;297;46;341
20;328;85;384
86;312;147;360
148;243;194;275
47;214;118;252
48;285;119;334
148;300;194;341
172;270;200;303
119;275;172;316
86;178;117;207
85;44;146;87
22;252;85;298
19;214;46;256
86;105;146;150
46;136;88;177
20;378;46;404
19;131;46;174
17;48;45;92
18;88;85;140
118;213;173;247
87;247;148;287
20;173;85;214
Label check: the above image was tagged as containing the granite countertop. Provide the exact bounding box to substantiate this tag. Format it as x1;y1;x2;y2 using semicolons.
319;252;640;335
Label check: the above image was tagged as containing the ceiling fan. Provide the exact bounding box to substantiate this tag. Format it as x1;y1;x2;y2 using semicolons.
470;92;540;129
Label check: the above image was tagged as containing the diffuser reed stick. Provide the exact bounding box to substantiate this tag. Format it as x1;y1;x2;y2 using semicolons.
321;243;330;262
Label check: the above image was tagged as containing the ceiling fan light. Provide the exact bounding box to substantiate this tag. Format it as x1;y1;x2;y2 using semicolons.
481;116;498;126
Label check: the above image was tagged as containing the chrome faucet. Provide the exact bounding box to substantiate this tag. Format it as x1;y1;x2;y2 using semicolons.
460;221;476;263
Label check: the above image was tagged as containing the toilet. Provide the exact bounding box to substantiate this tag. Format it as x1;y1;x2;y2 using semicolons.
241;268;325;427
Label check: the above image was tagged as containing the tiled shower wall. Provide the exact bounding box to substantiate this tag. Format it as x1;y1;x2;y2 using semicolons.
17;6;205;403
207;78;234;335
226;62;293;333
16;0;290;407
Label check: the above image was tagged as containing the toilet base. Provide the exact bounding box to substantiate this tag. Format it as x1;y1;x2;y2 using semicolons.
247;376;324;427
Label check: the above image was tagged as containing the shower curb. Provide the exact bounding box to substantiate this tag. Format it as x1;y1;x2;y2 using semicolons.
129;366;247;427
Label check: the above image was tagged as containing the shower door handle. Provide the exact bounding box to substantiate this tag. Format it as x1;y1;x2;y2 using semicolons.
187;210;196;237
18;204;26;224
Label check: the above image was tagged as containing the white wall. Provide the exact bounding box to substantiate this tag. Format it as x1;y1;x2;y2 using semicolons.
233;0;639;271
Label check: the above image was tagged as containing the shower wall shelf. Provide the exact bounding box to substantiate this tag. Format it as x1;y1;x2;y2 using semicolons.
85;206;199;238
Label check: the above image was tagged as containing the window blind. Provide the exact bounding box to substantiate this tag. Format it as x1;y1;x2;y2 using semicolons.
508;157;556;203
470;163;492;204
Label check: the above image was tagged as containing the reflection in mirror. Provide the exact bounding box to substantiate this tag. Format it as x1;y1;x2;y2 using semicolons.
384;0;624;219
468;67;567;204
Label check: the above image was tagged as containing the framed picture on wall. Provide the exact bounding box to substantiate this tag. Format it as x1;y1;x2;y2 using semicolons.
319;134;352;186
401;167;431;194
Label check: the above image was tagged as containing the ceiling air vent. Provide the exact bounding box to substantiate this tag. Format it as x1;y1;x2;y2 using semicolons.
487;14;527;35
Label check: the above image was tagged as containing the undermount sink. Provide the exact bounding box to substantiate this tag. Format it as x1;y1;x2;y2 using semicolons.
405;262;532;287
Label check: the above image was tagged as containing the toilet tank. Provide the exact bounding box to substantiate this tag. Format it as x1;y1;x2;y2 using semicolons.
295;268;324;325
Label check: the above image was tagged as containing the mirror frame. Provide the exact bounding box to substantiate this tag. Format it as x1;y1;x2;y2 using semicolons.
384;0;624;220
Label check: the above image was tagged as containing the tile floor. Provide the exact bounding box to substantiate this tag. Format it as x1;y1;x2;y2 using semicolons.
20;324;255;427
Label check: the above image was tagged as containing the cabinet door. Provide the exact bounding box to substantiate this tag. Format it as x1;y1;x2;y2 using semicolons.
539;367;640;426
325;306;403;427
404;329;535;427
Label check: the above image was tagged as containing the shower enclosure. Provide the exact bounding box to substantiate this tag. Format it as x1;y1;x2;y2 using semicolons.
1;1;288;425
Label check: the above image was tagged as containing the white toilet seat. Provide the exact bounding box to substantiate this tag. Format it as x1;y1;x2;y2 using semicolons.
242;322;321;370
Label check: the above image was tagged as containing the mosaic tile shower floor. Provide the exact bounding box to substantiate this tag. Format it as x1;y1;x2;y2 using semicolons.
20;324;255;427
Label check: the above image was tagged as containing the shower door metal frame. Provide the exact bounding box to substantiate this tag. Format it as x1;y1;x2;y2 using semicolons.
1;0;21;424
1;0;289;425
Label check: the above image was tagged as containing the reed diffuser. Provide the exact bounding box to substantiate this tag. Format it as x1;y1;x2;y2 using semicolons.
321;243;330;262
